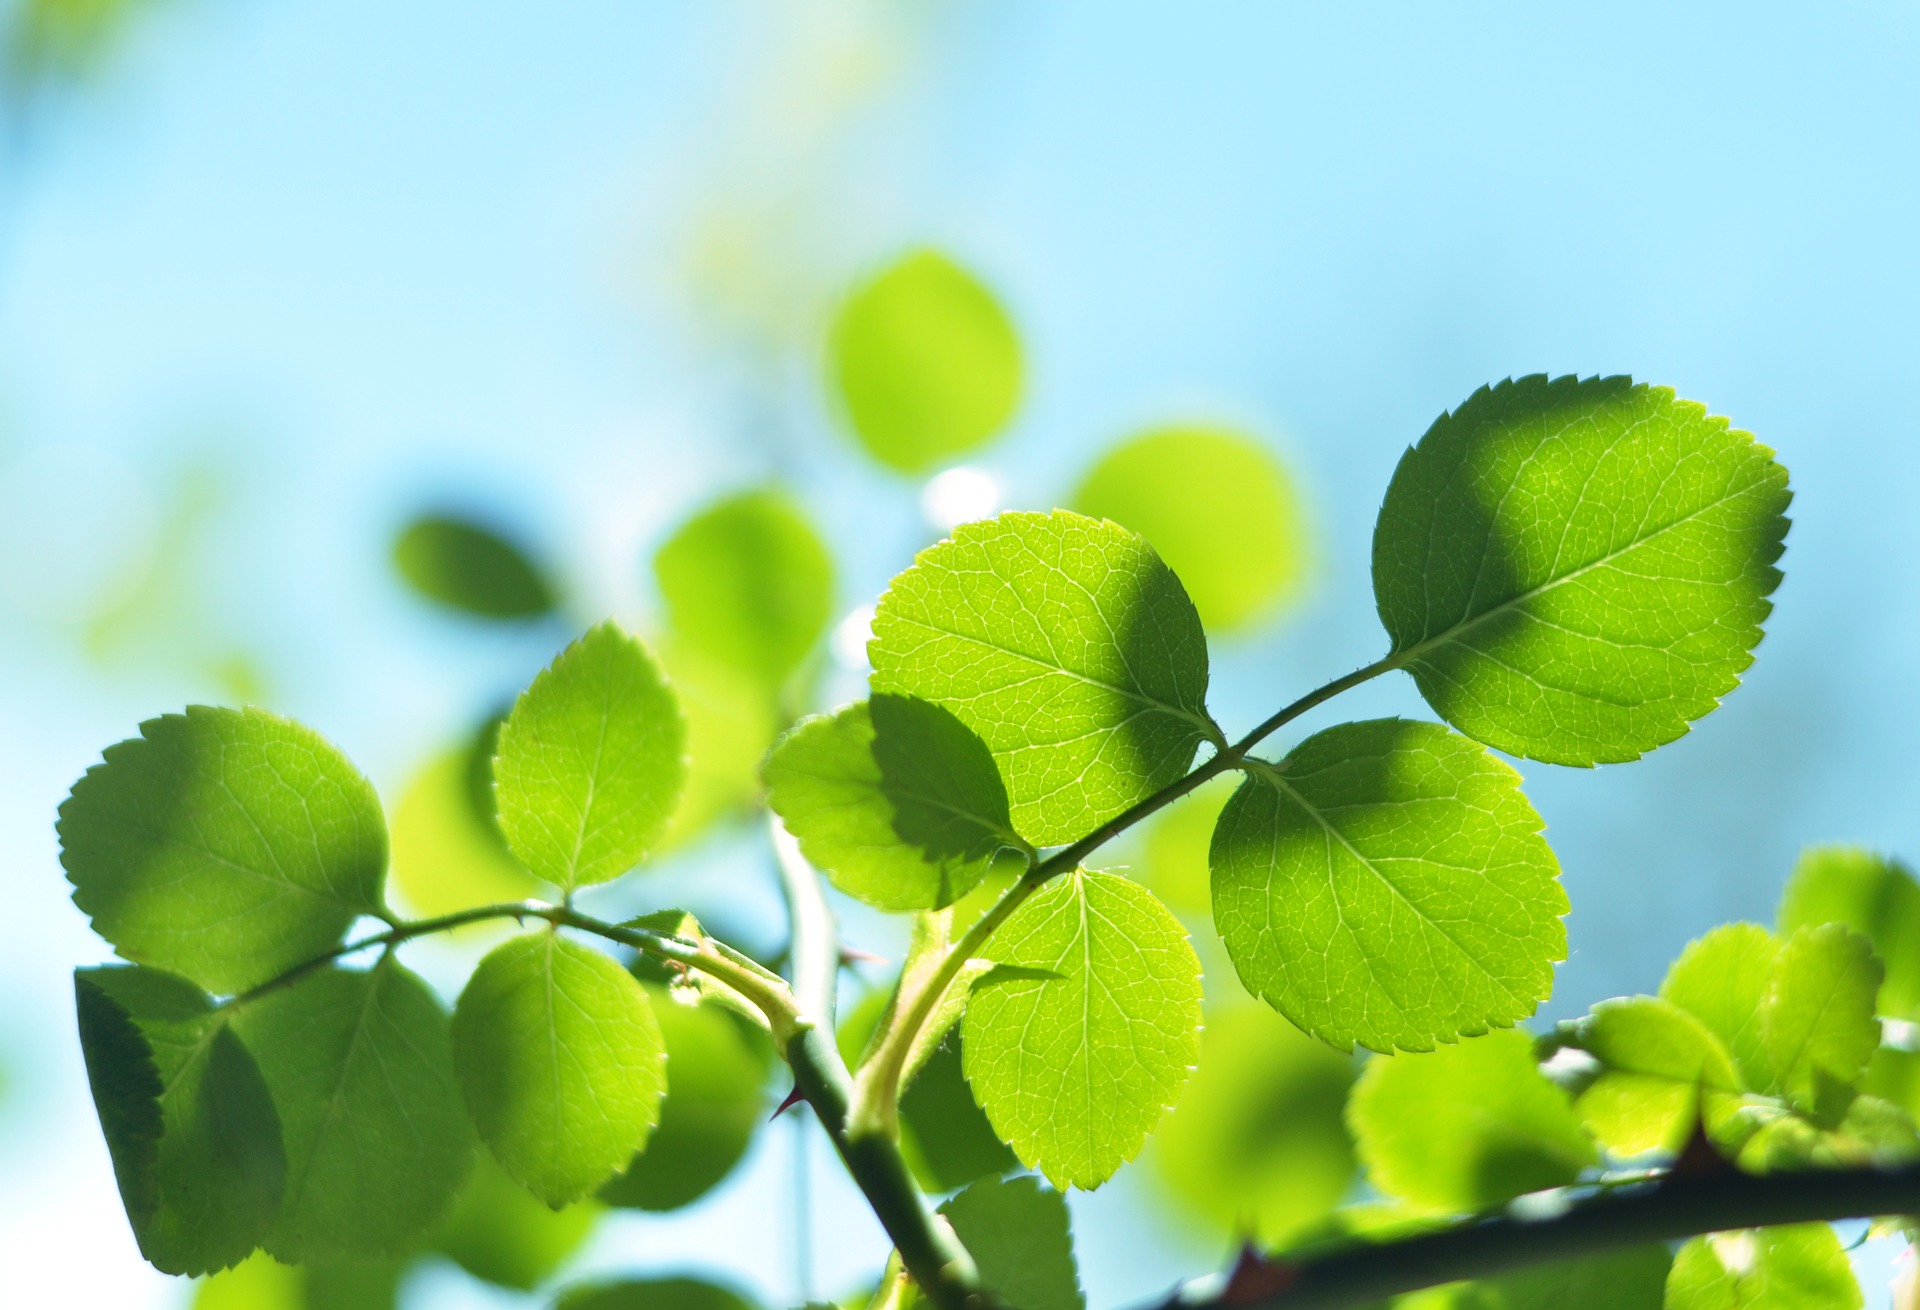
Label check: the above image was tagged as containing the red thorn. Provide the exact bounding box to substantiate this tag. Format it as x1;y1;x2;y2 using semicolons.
1223;1243;1297;1304
771;1085;806;1120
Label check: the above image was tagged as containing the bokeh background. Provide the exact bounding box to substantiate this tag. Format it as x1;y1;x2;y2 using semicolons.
4;1;1919;1305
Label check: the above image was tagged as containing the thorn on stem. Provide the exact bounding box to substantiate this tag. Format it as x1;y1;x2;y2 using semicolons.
840;945;889;967
772;1085;806;1120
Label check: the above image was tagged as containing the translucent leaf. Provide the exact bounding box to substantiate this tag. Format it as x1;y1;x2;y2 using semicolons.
452;932;667;1206
1210;719;1565;1053
828;248;1022;474
61;706;388;993
432;1152;598;1291
1348;1029;1594;1213
391;513;555;620
1778;845;1920;1019
1372;375;1791;766
231;961;474;1263
387;745;540;921
654;489;834;688
765;696;1019;911
192;1251;301;1310
1074;425;1307;631
600;989;770;1212
1660;924;1779;1091
494;622;687;890
1734;1092;1920;1172
656;637;780;850
1666;1225;1861;1310
961;868;1202;1189
1762;924;1881;1107
938;1175;1083;1310
1147;1003;1355;1246
1572;996;1740;1156
75;966;283;1275
899;1034;1018;1192
555;1277;761;1310
870;510;1213;845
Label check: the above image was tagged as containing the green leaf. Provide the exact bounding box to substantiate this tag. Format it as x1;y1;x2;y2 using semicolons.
938;1175;1083;1310
1665;1225;1861;1310
433;1152;599;1291
870;510;1213;846
899;1033;1019;1192
600;988;770;1211
1210;719;1565;1053
392;513;555;620
828;248;1022;474
1778;845;1920;1019
656;637;780;850
61;706;388;994
75;966;284;1275
961;868;1202;1189
494;622;687;890
1734;1091;1920;1172
1074;425;1308;632
387;744;541;921
1349;1029;1594;1213
192;1251;301;1310
654;489;835;687
1572;996;1741;1157
765;696;1018;911
1147;1002;1355;1247
1761;924;1881;1106
302;1261;404;1310
1372;375;1790;766
231;960;474;1263
1134;774;1237;917
556;1277;761;1310
453;932;667;1206
1660;923;1779;1091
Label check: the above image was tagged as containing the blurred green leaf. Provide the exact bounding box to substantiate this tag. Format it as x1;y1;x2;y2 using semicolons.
1133;774;1236;917
1660;923;1780;1092
391;513;555;620
655;489;834;689
656;636;781;850
1762;924;1881;1107
433;1151;598;1291
453;933;666;1206
302;1261;404;1310
1572;996;1740;1157
1075;425;1307;632
495;622;687;890
1778;845;1920;1018
871;510;1211;846
6;0;149;89
1666;1225;1860;1310
1373;375;1790;766
1349;1029;1593;1213
193;1251;302;1310
61;706;388;994
555;1277;762;1310
899;1034;1018;1192
939;1175;1083;1310
1147;1002;1355;1247
828;249;1022;474
388;744;541;922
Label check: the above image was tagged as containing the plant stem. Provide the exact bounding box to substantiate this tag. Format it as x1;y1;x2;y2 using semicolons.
1157;1165;1920;1310
772;815;840;1025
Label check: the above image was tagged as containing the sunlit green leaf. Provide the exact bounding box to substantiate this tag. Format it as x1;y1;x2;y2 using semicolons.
654;489;834;688
1074;425;1307;631
962;868;1202;1189
232;961;474;1263
1778;845;1920;1019
765;696;1018;911
1373;375;1790;766
1665;1225;1861;1310
433;1152;598;1291
392;513;555;620
871;510;1212;846
61;706;388;993
939;1175;1083;1310
657;637;780;850
494;622;686;890
1572;996;1740;1156
899;1034;1018;1192
1660;923;1779;1091
453;932;667;1206
556;1277;761;1310
1210;719;1565;1053
829;248;1022;474
1734;1092;1920;1172
387;745;541;921
1349;1029;1594;1213
1762;924;1880;1107
600;989;769;1212
75;966;283;1275
192;1251;301;1310
1147;1002;1355;1246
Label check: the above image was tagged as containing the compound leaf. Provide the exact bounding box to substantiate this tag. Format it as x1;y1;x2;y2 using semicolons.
870;510;1212;846
453;933;667;1207
75;966;283;1275
1779;845;1920;1019
1209;719;1565;1053
765;695;1019;911
1074;425;1307;632
829;248;1022;474
1372;375;1790;766
392;513;555;620
654;489;834;688
494;622;686;890
61;706;388;994
1761;924;1881;1107
432;1152;599;1291
232;960;474;1263
1348;1028;1594;1213
1573;996;1740;1156
1660;923;1780;1091
1666;1225;1861;1310
939;1175;1083;1310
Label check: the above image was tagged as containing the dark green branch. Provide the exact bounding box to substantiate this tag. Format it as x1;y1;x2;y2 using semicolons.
1155;1165;1920;1310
